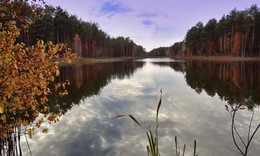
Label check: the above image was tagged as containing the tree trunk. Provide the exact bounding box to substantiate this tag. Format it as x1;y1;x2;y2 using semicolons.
251;22;255;55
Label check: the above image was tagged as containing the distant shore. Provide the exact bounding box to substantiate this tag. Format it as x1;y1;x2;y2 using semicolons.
173;56;260;61
65;57;139;66
63;56;260;66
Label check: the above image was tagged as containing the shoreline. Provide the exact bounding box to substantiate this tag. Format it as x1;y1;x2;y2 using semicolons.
63;56;260;66
66;57;141;66
173;56;260;61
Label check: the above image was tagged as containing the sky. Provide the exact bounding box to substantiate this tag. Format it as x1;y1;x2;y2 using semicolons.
44;0;260;51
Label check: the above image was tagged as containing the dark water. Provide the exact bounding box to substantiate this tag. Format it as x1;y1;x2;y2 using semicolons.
22;58;260;156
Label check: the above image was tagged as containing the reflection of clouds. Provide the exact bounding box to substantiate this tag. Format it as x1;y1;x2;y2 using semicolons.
22;60;260;156
22;99;125;156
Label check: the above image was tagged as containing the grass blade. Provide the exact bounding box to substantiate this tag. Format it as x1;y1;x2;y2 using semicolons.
129;115;142;128
156;90;162;124
175;136;178;156
146;132;154;155
112;114;126;120
147;146;151;156
193;140;197;156
182;144;186;156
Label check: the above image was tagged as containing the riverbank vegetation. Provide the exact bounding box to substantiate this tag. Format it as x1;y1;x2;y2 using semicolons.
0;1;75;154
149;5;260;57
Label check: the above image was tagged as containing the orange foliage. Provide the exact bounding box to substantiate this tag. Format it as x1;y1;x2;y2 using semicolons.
0;1;76;141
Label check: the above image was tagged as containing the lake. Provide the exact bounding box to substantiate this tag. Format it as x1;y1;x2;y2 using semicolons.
21;58;260;156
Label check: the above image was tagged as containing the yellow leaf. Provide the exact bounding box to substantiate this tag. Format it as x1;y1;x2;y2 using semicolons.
55;70;60;76
27;128;34;138
14;97;20;103
1;114;6;123
25;113;29;117
37;40;44;45
40;96;48;104
7;92;12;99
54;84;59;90
0;103;4;113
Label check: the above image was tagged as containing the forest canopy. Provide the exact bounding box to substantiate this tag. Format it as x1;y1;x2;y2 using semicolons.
14;2;146;58
149;5;260;57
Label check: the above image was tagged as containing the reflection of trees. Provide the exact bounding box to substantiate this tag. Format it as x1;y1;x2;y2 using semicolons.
177;60;260;155
152;62;186;73
183;60;260;109
0;127;32;156
0;61;143;155
226;103;260;156
47;61;144;114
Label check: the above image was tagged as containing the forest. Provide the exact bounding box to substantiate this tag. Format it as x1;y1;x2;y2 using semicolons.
149;5;260;57
15;1;146;58
6;1;260;58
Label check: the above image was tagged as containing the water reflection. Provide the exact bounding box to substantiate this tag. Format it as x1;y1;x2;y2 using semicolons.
226;103;260;156
182;60;260;109
20;58;260;156
47;61;144;114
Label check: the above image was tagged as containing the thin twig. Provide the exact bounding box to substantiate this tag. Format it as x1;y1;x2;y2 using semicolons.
233;118;247;148
18;127;22;155
25;127;32;156
248;111;254;142
231;110;244;155
245;124;260;155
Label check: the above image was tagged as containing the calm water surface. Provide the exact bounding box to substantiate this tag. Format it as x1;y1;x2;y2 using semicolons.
22;58;260;156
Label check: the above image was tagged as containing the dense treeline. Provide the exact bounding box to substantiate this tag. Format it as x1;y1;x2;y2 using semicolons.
15;1;146;57
148;47;171;56
149;5;260;57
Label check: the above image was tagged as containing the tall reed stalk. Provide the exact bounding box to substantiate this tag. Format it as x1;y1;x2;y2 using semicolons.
114;90;198;156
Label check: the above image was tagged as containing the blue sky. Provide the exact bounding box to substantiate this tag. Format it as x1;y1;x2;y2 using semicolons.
44;0;260;51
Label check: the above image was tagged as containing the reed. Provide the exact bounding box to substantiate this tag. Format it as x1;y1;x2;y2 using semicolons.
113;90;198;156
174;136;197;156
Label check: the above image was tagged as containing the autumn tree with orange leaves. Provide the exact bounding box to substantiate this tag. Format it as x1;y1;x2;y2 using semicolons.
0;0;76;146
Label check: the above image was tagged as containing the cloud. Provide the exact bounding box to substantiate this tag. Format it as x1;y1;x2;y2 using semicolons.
99;0;132;16
138;12;157;18
142;19;154;26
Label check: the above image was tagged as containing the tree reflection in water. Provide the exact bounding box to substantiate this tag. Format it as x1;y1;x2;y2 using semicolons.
2;59;259;155
0;60;144;156
176;60;260;156
48;61;145;114
226;102;259;156
1;127;23;156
